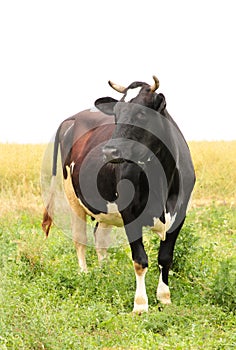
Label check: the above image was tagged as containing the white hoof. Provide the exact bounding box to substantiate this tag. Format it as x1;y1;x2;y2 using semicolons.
133;296;148;314
78;265;88;274
157;280;171;305
157;293;171;305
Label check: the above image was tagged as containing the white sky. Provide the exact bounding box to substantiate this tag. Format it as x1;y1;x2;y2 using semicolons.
0;0;235;143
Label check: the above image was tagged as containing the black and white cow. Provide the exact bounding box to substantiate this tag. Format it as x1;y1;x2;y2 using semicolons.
42;76;195;313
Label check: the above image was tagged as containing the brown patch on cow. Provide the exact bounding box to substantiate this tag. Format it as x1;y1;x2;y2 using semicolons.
135;296;147;305
133;262;146;276
42;208;52;237
71;129;94;166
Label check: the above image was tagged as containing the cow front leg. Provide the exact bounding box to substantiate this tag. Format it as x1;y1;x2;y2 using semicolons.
71;209;88;273
94;222;112;263
157;219;185;304
130;238;148;314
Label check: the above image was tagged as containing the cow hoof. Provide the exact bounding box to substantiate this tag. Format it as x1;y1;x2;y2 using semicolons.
158;295;171;305
157;292;171;304
156;282;171;305
133;296;148;314
78;267;88;274
132;304;148;314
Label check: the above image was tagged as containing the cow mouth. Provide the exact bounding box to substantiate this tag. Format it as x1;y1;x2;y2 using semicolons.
108;158;126;164
106;157;135;165
108;155;154;165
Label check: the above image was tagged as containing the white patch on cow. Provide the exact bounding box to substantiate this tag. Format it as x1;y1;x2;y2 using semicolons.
124;87;142;102
156;271;171;305
151;212;176;241
133;263;148;313
70;161;75;174
107;202;119;214
78;199;124;227
90;106;99;112
151;217;166;241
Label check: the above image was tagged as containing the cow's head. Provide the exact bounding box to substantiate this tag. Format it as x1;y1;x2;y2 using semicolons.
95;76;167;164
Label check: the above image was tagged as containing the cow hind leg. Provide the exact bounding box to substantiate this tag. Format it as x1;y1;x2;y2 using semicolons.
94;222;112;263
71;209;88;273
157;218;185;304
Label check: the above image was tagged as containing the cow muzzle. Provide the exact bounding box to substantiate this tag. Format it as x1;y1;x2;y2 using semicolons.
102;145;125;163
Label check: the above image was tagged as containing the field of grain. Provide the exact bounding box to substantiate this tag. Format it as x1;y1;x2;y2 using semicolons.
0;142;235;349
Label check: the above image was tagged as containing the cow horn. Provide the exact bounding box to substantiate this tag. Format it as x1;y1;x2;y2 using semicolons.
150;75;160;92
108;80;126;93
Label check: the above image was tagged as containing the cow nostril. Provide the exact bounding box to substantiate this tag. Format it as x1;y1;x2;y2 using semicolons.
103;146;122;162
111;148;121;158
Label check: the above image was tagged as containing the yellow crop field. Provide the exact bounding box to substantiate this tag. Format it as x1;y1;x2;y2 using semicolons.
0;141;235;217
0;143;46;216
189;141;236;205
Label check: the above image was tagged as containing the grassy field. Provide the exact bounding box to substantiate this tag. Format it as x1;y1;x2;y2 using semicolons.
0;142;235;349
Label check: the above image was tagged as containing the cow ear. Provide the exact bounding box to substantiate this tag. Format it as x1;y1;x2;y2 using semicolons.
95;97;118;115
154;93;166;112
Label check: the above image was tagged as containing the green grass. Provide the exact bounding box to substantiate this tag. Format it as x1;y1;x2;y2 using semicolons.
0;142;236;349
0;207;235;349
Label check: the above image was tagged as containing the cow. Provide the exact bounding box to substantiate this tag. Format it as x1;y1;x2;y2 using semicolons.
42;76;195;313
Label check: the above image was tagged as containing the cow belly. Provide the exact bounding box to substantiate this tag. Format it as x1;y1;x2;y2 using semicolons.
78;199;124;227
64;166;176;236
63;166;124;227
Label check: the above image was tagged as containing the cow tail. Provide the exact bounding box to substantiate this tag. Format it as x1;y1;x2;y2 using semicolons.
42;125;61;236
52;125;60;176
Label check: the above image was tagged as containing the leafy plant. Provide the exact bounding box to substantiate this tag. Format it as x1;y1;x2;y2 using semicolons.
211;257;236;313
